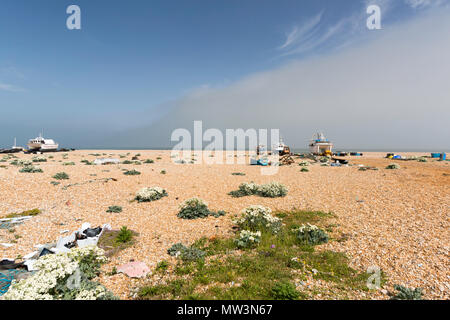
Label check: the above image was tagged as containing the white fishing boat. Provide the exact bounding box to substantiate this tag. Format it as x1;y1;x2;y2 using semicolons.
309;132;333;155
11;138;23;153
272;136;287;154
11;138;23;152
27;133;59;152
0;138;23;154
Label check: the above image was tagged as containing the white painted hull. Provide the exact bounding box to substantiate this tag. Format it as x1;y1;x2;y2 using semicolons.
27;143;59;151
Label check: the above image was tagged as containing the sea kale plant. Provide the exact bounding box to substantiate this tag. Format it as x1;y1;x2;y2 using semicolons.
228;182;288;198
2;246;116;300
167;243;206;261
257;182;288;198
53;172;69;180
176;198;226;220
19;165;43;173
235;205;282;234
235;230;261;249
386;163;400;170
292;223;329;245
391;285;423;300
177;198;211;219
123;169;141;175
11;159;32;166
106;206;123;213
32;156;47;163
135;187;168;202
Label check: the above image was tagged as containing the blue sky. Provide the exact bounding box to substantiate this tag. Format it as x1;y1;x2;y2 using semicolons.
0;0;449;149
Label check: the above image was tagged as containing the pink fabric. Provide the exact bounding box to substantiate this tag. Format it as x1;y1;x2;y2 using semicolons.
117;261;150;278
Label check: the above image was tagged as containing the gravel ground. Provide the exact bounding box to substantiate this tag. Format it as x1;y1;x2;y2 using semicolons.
0;150;448;300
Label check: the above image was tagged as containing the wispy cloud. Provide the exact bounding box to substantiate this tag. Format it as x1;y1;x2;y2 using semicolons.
278;11;323;50
278;14;354;58
0;82;25;92
404;0;446;8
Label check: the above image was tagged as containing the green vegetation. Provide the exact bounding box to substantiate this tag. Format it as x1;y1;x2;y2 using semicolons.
300;167;309;172
144;159;154;164
167;243;206;261
63;162;75;166
386;163;400;170
53;172;69;180
32;156;47;163
81;159;93;165
271;281;300;300
123;169;141;176
177;198;226;220
116;226;133;244
391;285;422;300
135;187;168;202
11;159;32;166
19;165;43;173
97;228;138;256
160;170;166;174
106;206;123;213
228;182;288;198
4;208;41;219
231;172;246;176
138;209;372;300
156;260;169;273
292;224;329;245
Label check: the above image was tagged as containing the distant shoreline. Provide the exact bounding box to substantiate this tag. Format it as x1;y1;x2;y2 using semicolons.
66;147;449;153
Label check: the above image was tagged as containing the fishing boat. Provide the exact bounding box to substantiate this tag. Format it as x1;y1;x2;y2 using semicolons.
309;132;333;155
272;136;291;155
27;133;59;152
11;138;23;152
0;138;23;154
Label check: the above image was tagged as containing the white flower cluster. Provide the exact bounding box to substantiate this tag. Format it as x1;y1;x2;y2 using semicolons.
74;285;110;300
236;205;281;233
136;186;168;202
32;156;47;162
2;246;108;300
292;223;329;245
294;223;320;233
235;230;262;248
239;182;259;195
12;159;32;166
179;197;208;210
257;182;288;198
67;246;107;264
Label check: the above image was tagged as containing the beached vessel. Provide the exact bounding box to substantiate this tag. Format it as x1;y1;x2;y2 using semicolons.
27;133;59;152
273;137;287;154
0;138;23;154
309;132;333;155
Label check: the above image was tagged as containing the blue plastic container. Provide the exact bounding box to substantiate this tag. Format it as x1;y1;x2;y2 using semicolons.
440;153;446;161
431;153;441;158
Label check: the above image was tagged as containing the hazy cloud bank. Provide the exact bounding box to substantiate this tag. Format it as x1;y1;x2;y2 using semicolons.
103;8;450;151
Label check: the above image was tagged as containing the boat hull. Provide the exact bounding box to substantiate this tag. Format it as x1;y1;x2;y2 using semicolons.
27;143;59;152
